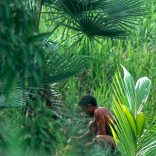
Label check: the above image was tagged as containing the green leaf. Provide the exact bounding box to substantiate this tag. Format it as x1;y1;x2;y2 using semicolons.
135;77;152;113
121;104;137;137
121;65;135;114
136;112;145;137
137;123;156;156
112;67;155;156
41;50;89;85
112;98;136;156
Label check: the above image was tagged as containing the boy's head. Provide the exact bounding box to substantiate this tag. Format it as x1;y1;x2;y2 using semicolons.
78;95;97;117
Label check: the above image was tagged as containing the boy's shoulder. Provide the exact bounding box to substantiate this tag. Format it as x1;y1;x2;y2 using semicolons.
94;107;106;114
95;107;109;112
94;107;112;116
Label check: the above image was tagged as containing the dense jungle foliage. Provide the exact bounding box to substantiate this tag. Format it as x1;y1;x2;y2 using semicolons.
0;0;156;155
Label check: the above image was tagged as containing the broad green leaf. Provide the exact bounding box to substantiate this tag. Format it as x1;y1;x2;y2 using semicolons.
136;112;145;137
135;77;152;113
121;104;137;136
121;65;135;114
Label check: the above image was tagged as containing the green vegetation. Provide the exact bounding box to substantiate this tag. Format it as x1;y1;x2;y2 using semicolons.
0;0;156;155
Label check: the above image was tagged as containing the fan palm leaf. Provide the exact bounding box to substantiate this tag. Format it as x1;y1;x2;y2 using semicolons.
44;0;102;17
39;42;90;85
44;0;147;42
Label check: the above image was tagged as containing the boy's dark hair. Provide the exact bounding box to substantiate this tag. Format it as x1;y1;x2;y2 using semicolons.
78;95;97;107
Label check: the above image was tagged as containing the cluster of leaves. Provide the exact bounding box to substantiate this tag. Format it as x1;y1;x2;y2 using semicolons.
19;96;64;156
0;0;45;94
0;0;89;105
0;0;89;155
111;65;156;156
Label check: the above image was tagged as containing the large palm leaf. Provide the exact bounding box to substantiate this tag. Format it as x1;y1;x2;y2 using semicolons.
44;0;147;42
41;45;89;85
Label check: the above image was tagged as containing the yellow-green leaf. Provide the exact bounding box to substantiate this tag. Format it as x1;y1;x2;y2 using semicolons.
109;123;119;145
121;105;137;136
136;112;145;137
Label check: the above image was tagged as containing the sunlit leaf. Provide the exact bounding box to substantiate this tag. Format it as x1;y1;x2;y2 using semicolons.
121;65;135;113
136;112;145;137
112;98;136;156
135;77;152;113
121;104;137;137
109;123;118;145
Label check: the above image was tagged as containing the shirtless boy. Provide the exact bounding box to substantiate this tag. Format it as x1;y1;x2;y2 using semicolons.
72;95;115;148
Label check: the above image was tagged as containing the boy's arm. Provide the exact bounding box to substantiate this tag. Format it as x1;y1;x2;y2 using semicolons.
84;114;106;148
69;120;97;143
71;130;91;140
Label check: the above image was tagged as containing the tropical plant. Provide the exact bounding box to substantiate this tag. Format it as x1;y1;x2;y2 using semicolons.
0;0;153;156
0;0;45;94
0;0;89;105
0;1;89;155
111;65;156;156
19;96;64;156
44;0;147;46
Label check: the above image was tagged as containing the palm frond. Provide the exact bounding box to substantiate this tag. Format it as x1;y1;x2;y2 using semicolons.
44;0;147;42
111;65;156;156
137;123;156;156
45;0;102;17
40;43;89;85
75;12;127;38
102;0;147;17
112;67;128;108
112;98;136;156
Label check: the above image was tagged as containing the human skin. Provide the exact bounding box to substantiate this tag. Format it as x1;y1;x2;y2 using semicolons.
86;107;115;148
70;106;116;148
